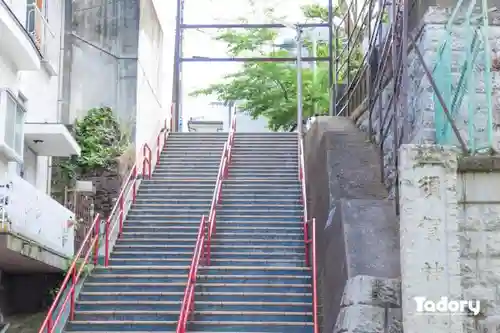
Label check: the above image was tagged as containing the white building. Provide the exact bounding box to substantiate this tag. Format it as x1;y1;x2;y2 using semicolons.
0;0;80;271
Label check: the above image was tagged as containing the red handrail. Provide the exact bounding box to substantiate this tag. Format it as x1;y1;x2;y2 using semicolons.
298;133;318;333
104;119;168;265
155;119;168;166
39;117;170;333
143;118;169;179
298;136;309;263
176;215;207;333
38;214;100;333
104;164;138;266
143;144;152;178
206;112;236;264
176;113;237;333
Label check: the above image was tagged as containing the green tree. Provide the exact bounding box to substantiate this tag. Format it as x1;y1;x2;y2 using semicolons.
191;4;361;131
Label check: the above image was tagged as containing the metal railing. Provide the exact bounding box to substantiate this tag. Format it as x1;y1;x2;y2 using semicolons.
176;112;237;333
298;132;318;333
332;0;494;214
103;117;169;265
176;215;207;333
26;3;58;66
142;118;170;179
37;214;101;333
38;117;170;333
206;114;236;263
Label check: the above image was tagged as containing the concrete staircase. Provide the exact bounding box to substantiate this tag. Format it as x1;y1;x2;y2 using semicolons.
65;132;227;332
189;132;314;332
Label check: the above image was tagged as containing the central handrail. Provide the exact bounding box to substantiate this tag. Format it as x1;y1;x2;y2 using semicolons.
206;112;236;264
176;215;207;333
176;112;237;333
298;133;318;333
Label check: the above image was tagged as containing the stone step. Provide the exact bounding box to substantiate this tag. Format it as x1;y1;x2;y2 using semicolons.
123;220;302;228
120;231;302;240
188;320;313;332
75;300;310;312
111;251;305;261
84;282;311;294
108;257;306;268
113;243;304;253
115;238;304;246
121;225;303;232
77;290;311;303
73;309;312;322
125;214;302;222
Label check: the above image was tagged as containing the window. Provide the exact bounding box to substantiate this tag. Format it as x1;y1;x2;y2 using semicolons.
5;92;25;158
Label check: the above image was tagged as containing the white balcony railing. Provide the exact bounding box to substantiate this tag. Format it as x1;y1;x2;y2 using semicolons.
0;171;75;257
26;3;57;75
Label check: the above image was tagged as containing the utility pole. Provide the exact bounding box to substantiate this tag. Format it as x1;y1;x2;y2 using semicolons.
311;33;317;116
172;0;184;132
328;0;334;116
296;25;303;135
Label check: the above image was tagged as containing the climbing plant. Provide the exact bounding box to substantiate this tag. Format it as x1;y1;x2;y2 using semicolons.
58;107;129;183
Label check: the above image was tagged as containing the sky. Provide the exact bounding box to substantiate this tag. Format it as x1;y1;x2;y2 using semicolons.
152;0;326;129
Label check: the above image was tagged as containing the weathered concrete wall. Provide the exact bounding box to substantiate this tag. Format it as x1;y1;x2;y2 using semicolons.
355;7;500;198
304;117;401;332
399;145;500;332
63;0;139;132
135;0;167;162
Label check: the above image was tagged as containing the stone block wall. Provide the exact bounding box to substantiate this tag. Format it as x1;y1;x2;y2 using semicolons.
399;144;500;332
355;7;500;197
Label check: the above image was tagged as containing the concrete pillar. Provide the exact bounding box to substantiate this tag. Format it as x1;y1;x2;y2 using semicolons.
399;144;463;333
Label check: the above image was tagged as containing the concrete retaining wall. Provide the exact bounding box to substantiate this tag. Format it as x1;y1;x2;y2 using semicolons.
304;117;401;332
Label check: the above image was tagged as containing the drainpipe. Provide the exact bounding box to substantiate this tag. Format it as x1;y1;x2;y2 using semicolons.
48;0;67;195
56;0;65;123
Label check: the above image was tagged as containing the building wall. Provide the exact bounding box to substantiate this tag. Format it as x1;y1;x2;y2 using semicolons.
66;0;140;131
135;0;166;159
0;0;66;194
66;0;171;150
0;1;78;284
3;0;27;26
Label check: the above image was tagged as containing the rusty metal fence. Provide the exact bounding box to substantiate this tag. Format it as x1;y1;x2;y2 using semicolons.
64;187;95;252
